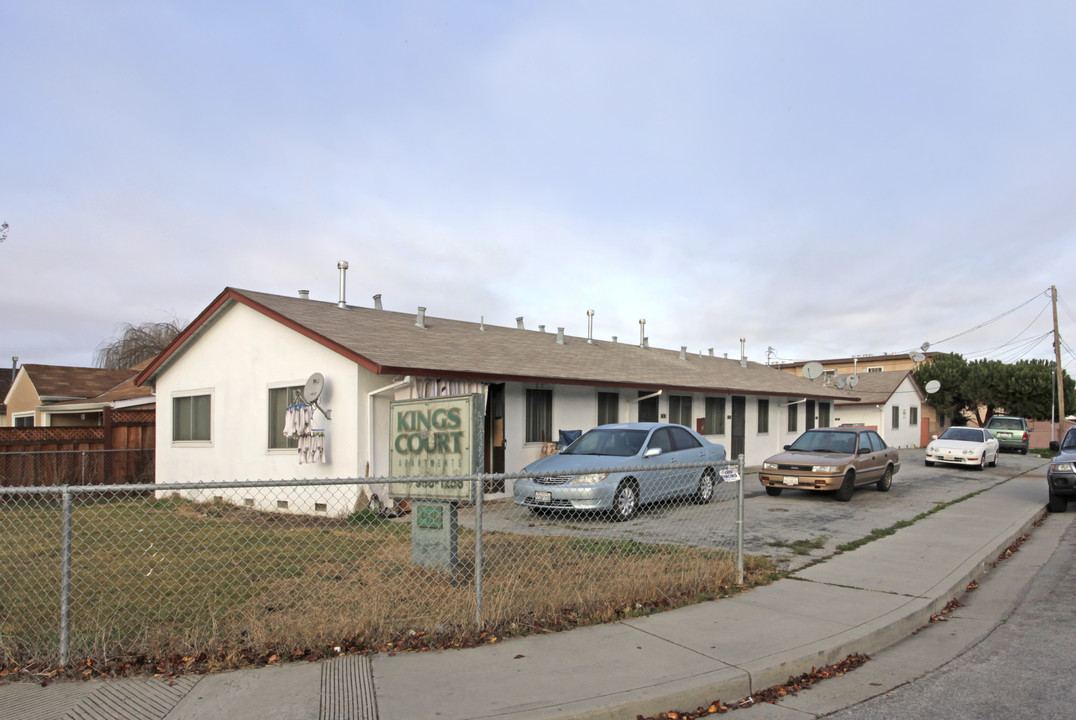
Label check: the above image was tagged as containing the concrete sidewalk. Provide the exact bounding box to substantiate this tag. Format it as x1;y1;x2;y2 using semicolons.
1;471;1051;720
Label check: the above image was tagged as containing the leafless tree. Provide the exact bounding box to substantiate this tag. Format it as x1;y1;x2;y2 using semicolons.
94;319;186;369
1;222;8;243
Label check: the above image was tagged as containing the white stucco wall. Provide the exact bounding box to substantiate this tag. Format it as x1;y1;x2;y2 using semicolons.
153;303;379;516
833;377;924;449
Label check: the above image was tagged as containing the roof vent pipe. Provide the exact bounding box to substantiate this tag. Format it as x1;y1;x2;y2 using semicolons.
612;336;617;343
416;307;426;329
516;317;524;330
587;309;595;344
639;319;646;348
643;337;649;349
373;294;382;310
557;328;565;345
680;346;687;360
740;338;747;368
480;316;485;331
539;325;545;333
337;261;349;309
298;289;310;300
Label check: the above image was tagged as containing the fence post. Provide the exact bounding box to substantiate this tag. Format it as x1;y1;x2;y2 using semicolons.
80;451;86;486
473;476;484;629
736;454;745;585
60;486;73;666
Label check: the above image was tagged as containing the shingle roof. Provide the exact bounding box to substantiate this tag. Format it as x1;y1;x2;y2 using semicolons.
44;359;155;408
21;364;142;401
833;370;921;405
138;288;857;401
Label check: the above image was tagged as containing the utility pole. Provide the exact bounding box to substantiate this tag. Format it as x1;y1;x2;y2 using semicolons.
1053;285;1066;444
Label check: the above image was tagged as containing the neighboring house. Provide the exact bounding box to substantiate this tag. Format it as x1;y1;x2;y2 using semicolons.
135;287;857;515
2;364;147;427
0;361;15;424
774;352;945;442
831;370;928;448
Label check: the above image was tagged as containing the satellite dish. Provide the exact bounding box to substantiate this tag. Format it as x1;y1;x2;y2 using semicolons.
909;351;926;363
303;372;325;403
848;374;860;388
803;362;824;380
921;342;931;352
835;376;848;389
925;380;941;394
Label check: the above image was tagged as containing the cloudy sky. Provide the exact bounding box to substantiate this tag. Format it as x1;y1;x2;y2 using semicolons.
3;1;1075;371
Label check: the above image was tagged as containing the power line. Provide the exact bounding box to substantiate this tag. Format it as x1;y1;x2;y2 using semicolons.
930;290;1052;348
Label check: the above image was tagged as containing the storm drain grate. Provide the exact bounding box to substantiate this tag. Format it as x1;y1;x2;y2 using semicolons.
61;676;200;720
320;654;378;720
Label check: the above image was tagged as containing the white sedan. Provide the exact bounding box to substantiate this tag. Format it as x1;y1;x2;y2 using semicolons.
925;427;1000;470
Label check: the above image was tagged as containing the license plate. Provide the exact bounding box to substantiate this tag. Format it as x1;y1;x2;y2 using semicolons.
535;491;552;504
783;477;799;486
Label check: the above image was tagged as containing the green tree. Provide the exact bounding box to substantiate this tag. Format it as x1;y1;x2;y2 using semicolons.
916;353;1074;424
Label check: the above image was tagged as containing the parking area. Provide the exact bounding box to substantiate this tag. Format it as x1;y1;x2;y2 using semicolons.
474;452;1052;571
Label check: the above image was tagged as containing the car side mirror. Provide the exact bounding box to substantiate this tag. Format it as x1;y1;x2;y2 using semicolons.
1050;441;1060;452
783;444;791;451
644;447;662;458
931;434;939;440
857;447;870;455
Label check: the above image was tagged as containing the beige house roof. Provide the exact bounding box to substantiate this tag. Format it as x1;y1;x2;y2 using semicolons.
833;370;924;406
138;288;857;401
44;359;155;409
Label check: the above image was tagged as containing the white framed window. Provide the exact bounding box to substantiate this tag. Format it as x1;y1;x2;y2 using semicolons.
268;384;304;450
13;413;34;427
173;392;212;443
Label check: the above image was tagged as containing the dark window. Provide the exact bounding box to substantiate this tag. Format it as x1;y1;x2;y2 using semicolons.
818;402;831;427
173;394;211;442
910;407;918;426
892;406;900;430
757;398;769;433
805;400;816;430
669;426;703;450
637;391;659;422
668;395;693;428
268;385;303;449
525;389;553;443
597;392;619;426
13;415;33;427
704;397;725;435
787;402;798;433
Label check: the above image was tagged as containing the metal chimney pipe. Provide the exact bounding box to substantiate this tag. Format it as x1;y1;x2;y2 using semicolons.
587;309;595;344
612;336;617;343
516;317;525;330
416;307;427;329
680;346;687;360
337;261;349;309
298;289;310;300
373;294;382;310
557;328;566;345
708;348;714;357
740;337;747;367
538;325;545;333
639;319;646;348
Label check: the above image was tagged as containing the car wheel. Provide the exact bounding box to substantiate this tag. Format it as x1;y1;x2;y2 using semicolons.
925;460;934;467
1020;447;1028;455
876;465;893;492
694;469;716;504
765;486;783;497
611;481;639;521
1049;493;1067;513
835;471;855;502
975;453;985;471
989;450;998;467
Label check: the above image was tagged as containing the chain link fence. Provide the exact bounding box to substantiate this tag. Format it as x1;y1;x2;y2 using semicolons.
0;457;753;676
0;449;154;487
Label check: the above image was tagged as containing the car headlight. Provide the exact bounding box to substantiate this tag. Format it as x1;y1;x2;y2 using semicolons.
763;462;778;470
926;445;936;453
962;450;975;456
1052;462;1075;473
569;473;610;485
813;465;839;473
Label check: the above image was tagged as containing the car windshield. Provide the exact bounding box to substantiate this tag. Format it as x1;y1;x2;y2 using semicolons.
986;418;1022;430
787;431;857;455
940;427;984;442
562;428;648;457
1062;428;1076;451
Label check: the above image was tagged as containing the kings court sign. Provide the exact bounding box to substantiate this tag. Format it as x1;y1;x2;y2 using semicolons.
388;394;482;503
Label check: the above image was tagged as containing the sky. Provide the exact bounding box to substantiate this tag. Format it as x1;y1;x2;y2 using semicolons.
3;1;1076;372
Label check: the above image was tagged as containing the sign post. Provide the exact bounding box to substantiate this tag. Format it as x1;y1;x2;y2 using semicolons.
388;394;484;570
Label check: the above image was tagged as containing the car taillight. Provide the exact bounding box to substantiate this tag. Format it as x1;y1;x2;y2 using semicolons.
1022;432;1028;440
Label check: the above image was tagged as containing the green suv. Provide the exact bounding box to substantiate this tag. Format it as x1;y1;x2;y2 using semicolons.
984;415;1030;454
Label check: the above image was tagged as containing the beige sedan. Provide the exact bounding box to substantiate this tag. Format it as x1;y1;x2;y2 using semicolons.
759;427;901;502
